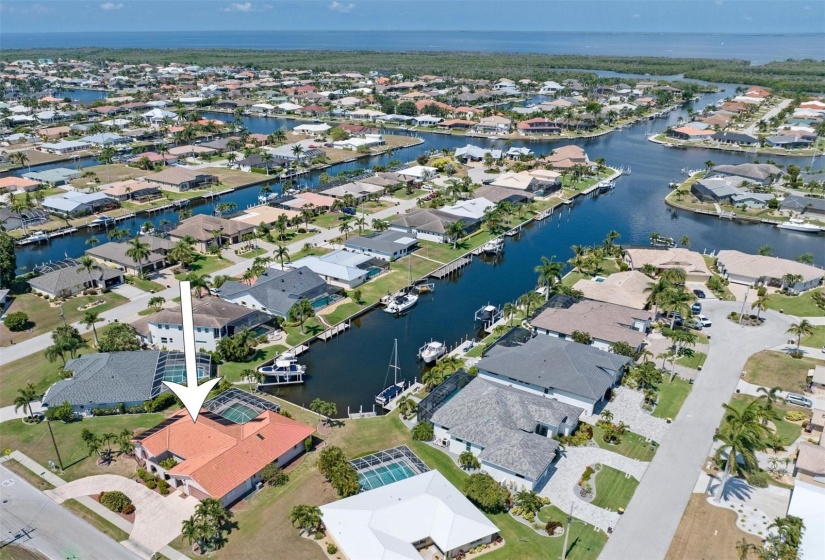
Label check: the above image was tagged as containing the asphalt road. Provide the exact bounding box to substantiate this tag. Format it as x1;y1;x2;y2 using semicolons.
599;300;794;560
0;464;139;560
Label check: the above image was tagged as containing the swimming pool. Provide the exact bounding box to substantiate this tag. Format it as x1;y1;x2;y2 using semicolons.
350;446;430;491
358;461;417;491
219;402;259;424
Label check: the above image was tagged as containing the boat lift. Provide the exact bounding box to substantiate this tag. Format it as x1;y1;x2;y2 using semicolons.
474;303;501;331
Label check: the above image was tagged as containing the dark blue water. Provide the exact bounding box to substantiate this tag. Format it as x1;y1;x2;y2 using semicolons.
53;89;109;102
4;31;824;64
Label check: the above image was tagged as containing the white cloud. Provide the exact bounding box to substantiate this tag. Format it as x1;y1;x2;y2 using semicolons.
222;2;271;12
100;2;123;10
329;1;356;13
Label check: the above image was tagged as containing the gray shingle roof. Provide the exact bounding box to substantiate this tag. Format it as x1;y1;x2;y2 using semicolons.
344;230;419;255
431;378;578;479
28;263;123;295
217;266;328;316
478;336;631;400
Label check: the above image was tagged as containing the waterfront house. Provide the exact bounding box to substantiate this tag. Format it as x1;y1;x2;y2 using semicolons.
490;170;560;193
530;296;651;352
397;165;438;182
135;297;269;352
624;247;711;281
282;192;337;211
473;115;512;133
28;260;125;298
332;134;386;151
711;131;758;146
23;168;81;186
710;163;782;185
320;181;384;202
344;230;420;261
476;335;632;415
472;185;535;205
666;126;716;141
134;393;313;506
389;208;477;244
79;132;129;147
236;153;290;172
87;235;173;276
127;152;178;166
690;176;772;207
216;266;333;318
439;198;496;221
516;117;563;135
572;271;652;310
102;179;161;202
767;134;815;149
781;195;825;217
539;145;592;169
454;144;502;162
0;208;48;231
266;142;325;161
42;191;118;218
168;214;256;252
38;139;92;154
321;470;500;560
715;250;823;293
430;377;582;490
0;177;40;193
293;123;332;136
289;249;377;289
42;350;215;415
144;167;216;192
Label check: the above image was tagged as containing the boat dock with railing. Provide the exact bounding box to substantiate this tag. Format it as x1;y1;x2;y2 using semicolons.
430;256;471;278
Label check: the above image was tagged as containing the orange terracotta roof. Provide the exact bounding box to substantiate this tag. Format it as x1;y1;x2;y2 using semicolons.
140;409;314;499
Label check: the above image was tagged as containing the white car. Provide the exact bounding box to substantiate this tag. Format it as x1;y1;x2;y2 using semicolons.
697;314;712;328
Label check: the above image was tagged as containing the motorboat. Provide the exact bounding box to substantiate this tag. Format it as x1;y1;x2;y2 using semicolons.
481;237;504;254
383;291;419;314
419;341;446;364
650;236;676;247
376;339;406;407
89;215;116;227
777;218;822;233
598;180;615;192
258;359;306;376
23;231;49;243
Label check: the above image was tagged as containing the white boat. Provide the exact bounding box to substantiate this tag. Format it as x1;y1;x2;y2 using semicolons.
24;231;49;243
259;358;306;376
419;341;446;364
384;291;419;314
90;215;115;226
777;218;822;233
481;237;504;254
376;339;405;407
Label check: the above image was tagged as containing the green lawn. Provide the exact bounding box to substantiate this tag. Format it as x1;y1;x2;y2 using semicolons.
174;254;232;279
728;395;810;446
764;289;825;317
742;350;817;393
320;301;362;326
676;351;707;370
591;466;639;511
125;275;165;293
236;247;268;260
802;326;825;348
652;378;692;420
284;318;324;346
0;414;164;482
0;292;128;348
311;212;348;230
219;345;287;383
562;271;588;288
286;245;332;263
592;425;658;460
392;188;427;200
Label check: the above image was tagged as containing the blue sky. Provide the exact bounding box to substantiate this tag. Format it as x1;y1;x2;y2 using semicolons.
1;0;823;34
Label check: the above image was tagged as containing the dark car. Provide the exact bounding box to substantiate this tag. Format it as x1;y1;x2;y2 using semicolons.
341;207;356;216
693;289;706;299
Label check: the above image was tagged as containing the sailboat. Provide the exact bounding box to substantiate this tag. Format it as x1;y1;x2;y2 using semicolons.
376;339;406;407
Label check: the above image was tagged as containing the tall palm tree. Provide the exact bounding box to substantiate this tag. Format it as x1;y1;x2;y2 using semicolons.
713;400;770;502
534;256;564;301
354;216;367;234
185;272;211;298
339;220;353;241
14;383;38;419
289;504;321;536
125;237;150;274
751;296;769;320
76;255;100;289
787;319;814;350
603;230;621;256
660;267;687;286
169;239;195;269
644;278;672;317
291;144;305;164
445;220;465;249
502;301;518;326
274;244;289;268
661;288;695;328
517;291;543;319
298;298;314;333
81;310;103;347
86;236;100;249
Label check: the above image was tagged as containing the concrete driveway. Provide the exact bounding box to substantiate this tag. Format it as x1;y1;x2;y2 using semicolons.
600;301;794;560
46;474;198;558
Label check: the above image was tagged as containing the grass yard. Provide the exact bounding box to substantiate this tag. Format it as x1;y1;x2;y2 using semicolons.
391;188;427;200
652;377;692;420
319;300;362;325
68;164;149;188
591;466;639;511
802;325;825;348
764;289;825;317
592;425;658;460
174;254;232;279
0;414;164;482
728;394;810;445
62;498;131;542
219;345;288;383
310;212;347;230
676;351;707;370
0;292;127;348
284;317;324;346
742;350;817;393
125;275;165;293
360;200;394;213
562;270;588;288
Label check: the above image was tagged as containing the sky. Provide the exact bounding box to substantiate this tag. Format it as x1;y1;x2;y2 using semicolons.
1;0;823;34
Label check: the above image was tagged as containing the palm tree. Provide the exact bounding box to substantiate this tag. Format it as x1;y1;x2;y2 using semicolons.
354;216;367;234
446;220;466;249
502;301;518;326
644;278;671;317
14;383;38;420
517;291;543;318
10;151;30;170
99;146;116;182
76;255;100;289
603;230;621;256
751;296;769;320
534;256;564;301
291;144;305;164
713;400;770;502
274;244;289;268
422;367;445;391
81;310;103;347
289;504;321;536
339;220;353;240
125;237;150;273
86;235;100;249
185;272;211;299
781;273;803;292
661;288;695;328
660;267;687;286
243;368;264;392
169;239;195;269
679;235;691;248
787;319;814;350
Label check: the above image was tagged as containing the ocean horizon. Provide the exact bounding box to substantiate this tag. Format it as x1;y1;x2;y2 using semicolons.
3;31;823;64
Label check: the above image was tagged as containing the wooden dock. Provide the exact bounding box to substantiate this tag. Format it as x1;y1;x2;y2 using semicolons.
383;382;423;412
318;322;350;341
430;257;471;279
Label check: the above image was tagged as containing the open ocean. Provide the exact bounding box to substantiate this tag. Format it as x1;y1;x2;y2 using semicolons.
3;31;824;64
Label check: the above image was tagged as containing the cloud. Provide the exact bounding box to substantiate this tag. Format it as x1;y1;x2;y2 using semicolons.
100;2;123;9
222;2;271;12
329;1;356;13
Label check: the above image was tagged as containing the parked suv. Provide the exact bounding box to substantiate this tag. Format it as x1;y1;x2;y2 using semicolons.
785;393;813;408
696;314;712;327
691;302;702;314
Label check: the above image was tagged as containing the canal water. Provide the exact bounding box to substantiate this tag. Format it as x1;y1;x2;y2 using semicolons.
12;84;825;414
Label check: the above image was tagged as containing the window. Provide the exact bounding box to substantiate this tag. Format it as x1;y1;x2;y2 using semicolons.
160;337;168;344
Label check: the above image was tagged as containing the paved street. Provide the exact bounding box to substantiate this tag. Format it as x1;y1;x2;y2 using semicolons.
0;463;140;560
600;301;794;560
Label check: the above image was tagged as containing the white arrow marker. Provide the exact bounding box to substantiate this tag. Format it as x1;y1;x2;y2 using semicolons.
162;280;221;423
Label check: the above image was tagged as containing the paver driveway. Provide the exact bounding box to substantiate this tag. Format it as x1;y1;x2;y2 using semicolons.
46;474;198;557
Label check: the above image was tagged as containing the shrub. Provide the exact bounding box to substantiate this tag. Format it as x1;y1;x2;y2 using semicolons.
789;350;804;359
304;436;312;453
459;450;480;470
560;424;593;447
4;311;30;331
46;401;76;423
412;421;434;441
757;286;767;297
122;503;136;515
144;392;177;413
746;470;771;488
463;473;510;513
145;478;157;490
159;457;178;470
546;520;563;536
326;544;338;554
786;411;806;422
727;312;740;321
100;491;132;514
261;463;289;487
581;466;596;482
136;467;148;481
157;479;170;495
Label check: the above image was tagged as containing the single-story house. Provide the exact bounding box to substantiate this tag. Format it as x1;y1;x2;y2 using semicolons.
477;335;632;415
42;350;215;415
530;296;651;352
230;206;299;228
319;181;384;202
282;192;337;210
0;177;40;193
454;145;502;163
292;123;332;135
87;235;173;276
473;116;512;133
102;179;161;201
332;134;386;151
666;126;716;141
389;208;478;244
572;271;653;310
716;250;823;292
767;135;815;149
711;131;758;146
344;230;420;261
781;194;825;217
38;139;92;154
289;249;377;289
472;185;535;205
134;393;314;506
624;247;712;281
23;167;81;186
236;153;291;172
265;142;325;161
785;480;825;560
431;377;582;490
144;168;216;192
135;297;270;352
516;117;563;135
28;261;124;298
79;132;129;147
321;470;500;560
216;266;333;318
710;163;782;185
439;198;496;221
398;165;437;182
490;170;560;193
167;215;256;252
42;191;118;217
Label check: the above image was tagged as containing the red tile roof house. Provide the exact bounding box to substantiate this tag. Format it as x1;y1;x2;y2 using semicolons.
134;407;314;506
517;117;563;135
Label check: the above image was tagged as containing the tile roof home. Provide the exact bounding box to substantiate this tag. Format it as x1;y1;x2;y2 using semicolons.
624;247;712;280
785;480;825;560
667;126;716;140
795;441;825;477
144;167;215;191
321;470;499;560
135;407;314;504
390;208;476;242
716;250;823;292
531;298;651;350
572;271;652;310
167;214;256;251
0;177;39;192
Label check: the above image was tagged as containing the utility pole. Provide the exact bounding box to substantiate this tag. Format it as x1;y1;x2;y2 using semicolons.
45;417;64;471
562;500;574;560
